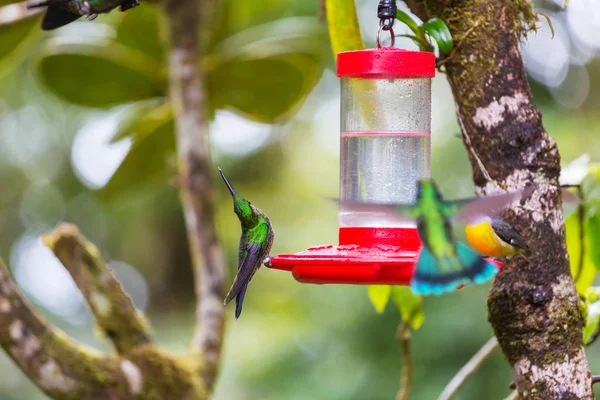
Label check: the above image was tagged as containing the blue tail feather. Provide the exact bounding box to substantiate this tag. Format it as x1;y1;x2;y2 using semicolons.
235;284;248;319
411;243;498;296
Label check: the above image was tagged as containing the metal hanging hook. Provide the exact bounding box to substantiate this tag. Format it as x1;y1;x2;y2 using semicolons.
376;0;397;48
377;20;395;48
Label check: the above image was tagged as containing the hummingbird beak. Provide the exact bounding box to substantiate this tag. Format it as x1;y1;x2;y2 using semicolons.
218;167;237;197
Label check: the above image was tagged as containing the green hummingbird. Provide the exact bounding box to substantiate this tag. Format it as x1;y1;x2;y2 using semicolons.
338;179;530;295
219;168;274;319
27;0;140;30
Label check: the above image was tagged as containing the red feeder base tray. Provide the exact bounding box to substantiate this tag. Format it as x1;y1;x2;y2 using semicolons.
266;227;503;285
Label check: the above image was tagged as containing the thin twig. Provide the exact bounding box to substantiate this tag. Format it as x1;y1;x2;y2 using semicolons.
437;336;499;400
592;376;600;384
163;0;226;389
396;321;413;400
455;109;495;184
43;223;153;354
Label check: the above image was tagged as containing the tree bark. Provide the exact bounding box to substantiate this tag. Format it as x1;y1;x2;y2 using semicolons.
411;0;593;398
0;224;208;399
162;0;227;390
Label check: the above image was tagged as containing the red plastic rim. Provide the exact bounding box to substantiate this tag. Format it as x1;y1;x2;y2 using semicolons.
339;226;420;247
267;227;503;285
337;47;436;79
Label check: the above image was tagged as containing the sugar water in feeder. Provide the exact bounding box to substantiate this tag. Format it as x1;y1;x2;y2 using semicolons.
266;48;437;285
338;48;433;228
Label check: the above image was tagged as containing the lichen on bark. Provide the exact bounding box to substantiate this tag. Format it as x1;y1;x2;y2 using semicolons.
419;0;593;398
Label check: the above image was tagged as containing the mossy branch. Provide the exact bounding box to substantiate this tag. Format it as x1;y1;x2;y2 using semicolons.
0;224;210;399
0;258;137;399
42;223;153;355
420;0;593;398
161;0;226;390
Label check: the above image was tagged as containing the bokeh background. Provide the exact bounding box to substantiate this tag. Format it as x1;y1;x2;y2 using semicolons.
0;0;598;399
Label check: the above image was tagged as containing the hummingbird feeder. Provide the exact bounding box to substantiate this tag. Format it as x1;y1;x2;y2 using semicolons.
266;7;439;285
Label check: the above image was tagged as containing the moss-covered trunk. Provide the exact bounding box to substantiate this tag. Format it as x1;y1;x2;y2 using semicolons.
418;0;593;398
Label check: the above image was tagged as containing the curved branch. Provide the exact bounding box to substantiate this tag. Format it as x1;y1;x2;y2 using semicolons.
396;321;413;400
162;0;226;389
0;260;134;399
42;223;153;355
438;336;498;400
421;0;593;398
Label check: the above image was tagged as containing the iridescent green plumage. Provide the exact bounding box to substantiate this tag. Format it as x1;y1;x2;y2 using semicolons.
28;0;139;30
339;179;529;295
219;168;274;319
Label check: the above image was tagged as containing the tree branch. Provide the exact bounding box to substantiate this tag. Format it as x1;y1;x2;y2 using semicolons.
438;336;498;400
395;321;413;400
0;259;139;399
162;0;226;389
42;223;153;355
421;0;593;398
404;0;428;22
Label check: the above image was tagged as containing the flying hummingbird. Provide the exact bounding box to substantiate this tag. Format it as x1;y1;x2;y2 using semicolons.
219;168;274;319
337;179;530;295
27;0;140;30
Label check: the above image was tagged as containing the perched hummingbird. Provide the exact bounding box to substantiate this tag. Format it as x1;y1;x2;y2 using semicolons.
465;217;528;259
337;179;530;295
219;168;274;319
27;0;140;30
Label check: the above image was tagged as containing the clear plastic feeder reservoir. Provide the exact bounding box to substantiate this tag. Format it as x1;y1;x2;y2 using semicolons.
266;48;438;285
338;48;435;227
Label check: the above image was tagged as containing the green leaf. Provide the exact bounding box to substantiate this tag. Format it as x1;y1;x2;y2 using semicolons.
391;286;424;330
206;17;326;123
115;3;165;63
395;9;421;36
0;12;42;77
325;0;364;56
422;18;454;55
111;98;170;143
588;212;600;271
367;285;391;314
101;108;175;199
395;34;428;49
583;296;600;344
35;38;166;108
566;212;596;293
206;0;293;52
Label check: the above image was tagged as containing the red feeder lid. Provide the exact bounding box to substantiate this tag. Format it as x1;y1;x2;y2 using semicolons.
267;227;503;285
337;47;436;79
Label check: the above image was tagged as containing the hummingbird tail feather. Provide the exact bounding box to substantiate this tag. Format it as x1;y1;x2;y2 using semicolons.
411;244;498;296
235;285;248;319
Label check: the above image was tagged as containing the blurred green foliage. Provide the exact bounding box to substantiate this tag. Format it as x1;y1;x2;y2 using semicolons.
0;0;599;400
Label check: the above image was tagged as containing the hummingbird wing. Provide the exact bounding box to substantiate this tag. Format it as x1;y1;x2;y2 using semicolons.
448;188;531;225
332;199;416;225
224;241;263;305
